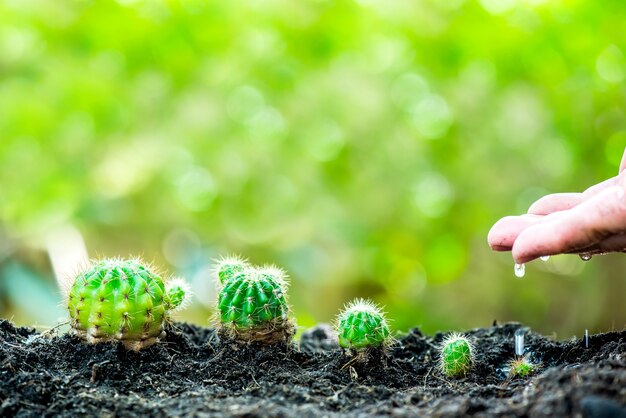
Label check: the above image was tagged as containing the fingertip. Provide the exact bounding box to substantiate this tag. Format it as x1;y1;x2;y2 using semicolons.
487;215;544;251
511;227;547;264
512;253;538;264
511;250;538;265
511;242;534;264
527;198;547;215
487;216;516;250
491;245;512;252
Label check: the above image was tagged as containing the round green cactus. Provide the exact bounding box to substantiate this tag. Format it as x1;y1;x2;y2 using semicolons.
216;261;294;343
67;258;188;351
439;333;474;377
335;299;391;350
508;356;537;378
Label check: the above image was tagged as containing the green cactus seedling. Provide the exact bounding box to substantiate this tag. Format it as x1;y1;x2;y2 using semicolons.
216;262;294;343
67;258;189;351
439;333;474;377
508;356;538;378
335;299;391;351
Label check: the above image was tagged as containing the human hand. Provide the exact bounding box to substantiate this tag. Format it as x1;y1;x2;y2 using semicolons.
488;149;626;264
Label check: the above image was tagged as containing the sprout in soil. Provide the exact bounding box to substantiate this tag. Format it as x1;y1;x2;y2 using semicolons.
216;260;294;344
439;333;474;377
508;356;538;378
67;258;189;351
335;299;392;352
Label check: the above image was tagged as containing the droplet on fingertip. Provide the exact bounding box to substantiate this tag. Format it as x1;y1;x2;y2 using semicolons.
579;253;592;261
514;263;525;278
540;255;550;262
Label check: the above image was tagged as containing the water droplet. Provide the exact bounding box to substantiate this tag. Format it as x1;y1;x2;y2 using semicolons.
514;328;527;356
514;263;525;278
579;253;592;261
540;255;550;262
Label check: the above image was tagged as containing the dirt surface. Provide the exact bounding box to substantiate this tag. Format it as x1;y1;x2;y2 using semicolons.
0;319;624;417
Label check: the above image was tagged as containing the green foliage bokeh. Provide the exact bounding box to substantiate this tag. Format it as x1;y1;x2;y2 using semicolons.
0;0;625;336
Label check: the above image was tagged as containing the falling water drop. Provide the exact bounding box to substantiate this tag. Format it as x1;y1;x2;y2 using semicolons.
540;255;550;261
514;263;525;278
585;329;589;349
579;253;592;261
514;328;527;356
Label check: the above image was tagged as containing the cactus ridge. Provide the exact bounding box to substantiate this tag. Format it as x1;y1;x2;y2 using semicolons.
67;258;186;350
335;298;391;350
216;261;294;343
439;333;474;377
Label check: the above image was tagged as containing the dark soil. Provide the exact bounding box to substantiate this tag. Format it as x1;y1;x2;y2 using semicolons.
0;320;624;417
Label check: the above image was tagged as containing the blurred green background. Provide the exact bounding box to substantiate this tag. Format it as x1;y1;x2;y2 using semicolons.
1;0;625;338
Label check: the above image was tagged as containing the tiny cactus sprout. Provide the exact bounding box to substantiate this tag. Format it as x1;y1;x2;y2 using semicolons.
508;356;538;378
216;261;294;344
439;333;474;377
213;255;250;285
335;299;391;351
67;258;189;351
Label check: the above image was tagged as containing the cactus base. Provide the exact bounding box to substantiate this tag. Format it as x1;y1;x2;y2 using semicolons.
219;319;295;344
71;327;166;351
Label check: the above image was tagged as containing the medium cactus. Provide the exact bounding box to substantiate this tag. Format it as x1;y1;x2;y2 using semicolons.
216;261;294;343
508;356;538;378
67;258;188;351
439;333;474;377
335;299;391;350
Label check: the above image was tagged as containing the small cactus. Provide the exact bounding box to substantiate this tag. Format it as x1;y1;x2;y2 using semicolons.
335;299;391;351
67;258;189;351
213;255;249;285
508;356;538;378
439;333;474;377
215;259;294;343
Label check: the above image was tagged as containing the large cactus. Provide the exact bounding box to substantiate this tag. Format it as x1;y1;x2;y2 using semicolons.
214;258;294;343
67;258;188;351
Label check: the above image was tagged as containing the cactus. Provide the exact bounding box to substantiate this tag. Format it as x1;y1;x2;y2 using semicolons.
216;261;294;343
67;258;188;351
508;356;537;378
439;333;473;377
335;299;391;351
213;255;249;285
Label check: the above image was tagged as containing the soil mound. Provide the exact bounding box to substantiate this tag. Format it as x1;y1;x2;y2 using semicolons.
1;320;624;417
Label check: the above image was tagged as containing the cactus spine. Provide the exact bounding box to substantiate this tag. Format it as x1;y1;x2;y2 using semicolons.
67;258;188;351
335;299;391;351
439;333;474;377
215;257;294;343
